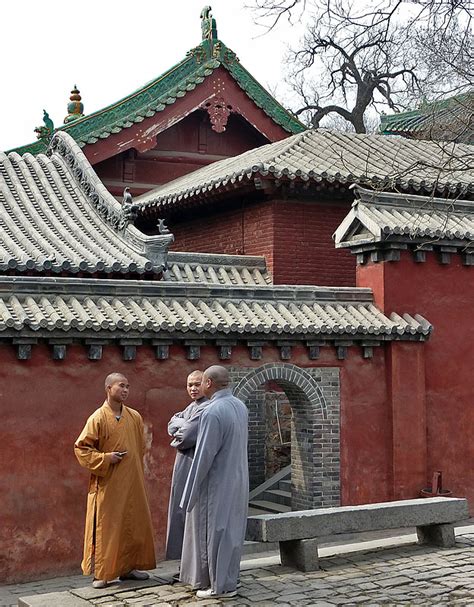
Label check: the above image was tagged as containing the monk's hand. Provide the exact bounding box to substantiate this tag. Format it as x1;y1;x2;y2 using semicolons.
110;452;124;464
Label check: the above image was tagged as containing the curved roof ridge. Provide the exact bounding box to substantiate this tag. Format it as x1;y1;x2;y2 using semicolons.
0;132;173;276
47;132;125;230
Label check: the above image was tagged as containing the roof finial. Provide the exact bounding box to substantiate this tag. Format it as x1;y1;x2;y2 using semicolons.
34;110;55;143
64;85;84;124
200;6;217;42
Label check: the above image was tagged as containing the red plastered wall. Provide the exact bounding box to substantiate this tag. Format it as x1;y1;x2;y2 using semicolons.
357;250;474;510
0;340;409;582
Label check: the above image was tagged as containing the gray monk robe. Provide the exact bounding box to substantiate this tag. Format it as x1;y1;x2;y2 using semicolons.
166;397;209;560
179;388;249;594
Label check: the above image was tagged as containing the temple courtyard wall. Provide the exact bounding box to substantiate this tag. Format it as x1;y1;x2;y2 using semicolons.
358;249;474;510
1;341;401;583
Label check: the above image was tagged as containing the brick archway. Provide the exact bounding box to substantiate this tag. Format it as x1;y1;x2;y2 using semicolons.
232;363;340;510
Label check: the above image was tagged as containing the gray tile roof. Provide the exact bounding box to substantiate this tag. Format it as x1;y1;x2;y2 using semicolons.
0;276;431;341
136;129;474;213
0;131;270;285
165;252;271;285
0;132;172;276
334;186;474;247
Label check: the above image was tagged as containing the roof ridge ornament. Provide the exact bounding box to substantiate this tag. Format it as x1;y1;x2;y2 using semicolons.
201;6;218;42
34;110;55;144
119;187;139;231
64;85;84;124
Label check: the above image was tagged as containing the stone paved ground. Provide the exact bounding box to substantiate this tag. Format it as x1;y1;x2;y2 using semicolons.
3;530;474;606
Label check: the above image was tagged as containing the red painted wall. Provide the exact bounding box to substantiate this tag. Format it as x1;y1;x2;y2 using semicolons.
338;346;393;505
170;199;355;286
0;340;408;583
357;251;474;507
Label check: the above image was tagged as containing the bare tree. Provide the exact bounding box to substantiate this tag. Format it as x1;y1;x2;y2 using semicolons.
251;0;473;133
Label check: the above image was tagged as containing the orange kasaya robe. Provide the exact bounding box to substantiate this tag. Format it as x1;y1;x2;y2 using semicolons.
74;402;156;581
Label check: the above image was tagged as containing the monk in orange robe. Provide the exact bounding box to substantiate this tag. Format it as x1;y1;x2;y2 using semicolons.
74;373;156;588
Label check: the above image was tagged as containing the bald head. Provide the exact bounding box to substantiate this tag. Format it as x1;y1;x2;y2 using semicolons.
187;370;204;401
105;373;128;390
187;370;203;381
202;365;230;397
104;373;130;406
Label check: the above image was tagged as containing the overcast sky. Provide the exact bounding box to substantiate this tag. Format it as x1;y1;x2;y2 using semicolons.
0;0;305;151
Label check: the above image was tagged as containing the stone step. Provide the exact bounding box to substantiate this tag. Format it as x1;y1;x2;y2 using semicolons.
279;479;291;492
249;499;291;514
248;465;291;502
262;488;292;507
248;505;270;516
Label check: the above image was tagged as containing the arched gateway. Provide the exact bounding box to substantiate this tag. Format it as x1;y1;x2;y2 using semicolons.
231;363;340;510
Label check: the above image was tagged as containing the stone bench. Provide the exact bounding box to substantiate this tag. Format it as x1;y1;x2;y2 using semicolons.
246;497;469;571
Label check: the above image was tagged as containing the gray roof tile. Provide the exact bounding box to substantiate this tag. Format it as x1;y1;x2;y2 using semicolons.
0;276;431;341
165;252;271;285
0;132;271;285
0;132;172;276
334;186;474;247
136;129;474;213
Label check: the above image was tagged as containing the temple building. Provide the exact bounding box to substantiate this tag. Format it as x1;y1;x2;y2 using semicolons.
1;131;436;584
380;91;474;144
2;5;474;589
135;129;474;287
11;8;304;199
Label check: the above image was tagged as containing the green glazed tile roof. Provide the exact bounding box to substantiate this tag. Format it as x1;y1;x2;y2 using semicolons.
380;91;474;143
9;39;305;156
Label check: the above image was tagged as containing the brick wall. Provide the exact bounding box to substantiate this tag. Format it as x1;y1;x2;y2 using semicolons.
170;200;275;261
245;388;292;491
171;205;247;255
265;392;291;479
272;200;355;286
170;198;355;287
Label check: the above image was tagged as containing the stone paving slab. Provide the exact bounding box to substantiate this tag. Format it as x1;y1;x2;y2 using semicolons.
7;529;474;606
17;592;91;607
71;577;170;600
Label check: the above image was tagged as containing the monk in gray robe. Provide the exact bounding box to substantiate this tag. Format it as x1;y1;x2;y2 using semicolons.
180;365;249;600
166;370;208;560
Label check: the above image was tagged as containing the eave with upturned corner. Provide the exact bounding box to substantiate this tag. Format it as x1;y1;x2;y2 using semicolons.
334;186;474;265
